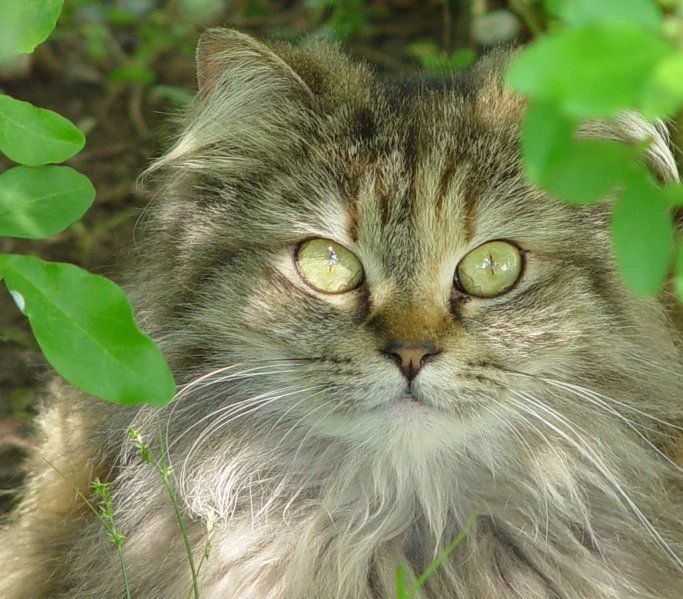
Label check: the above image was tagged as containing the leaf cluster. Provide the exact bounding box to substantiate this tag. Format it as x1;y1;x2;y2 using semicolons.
0;0;175;406
507;0;683;298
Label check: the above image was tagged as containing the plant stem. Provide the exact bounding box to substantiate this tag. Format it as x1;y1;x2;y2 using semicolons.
115;542;133;599
44;459;133;599
406;506;482;598
156;419;200;599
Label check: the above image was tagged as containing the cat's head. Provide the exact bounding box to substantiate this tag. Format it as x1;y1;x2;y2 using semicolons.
136;30;681;460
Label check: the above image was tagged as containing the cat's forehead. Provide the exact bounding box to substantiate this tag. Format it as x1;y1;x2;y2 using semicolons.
328;84;574;274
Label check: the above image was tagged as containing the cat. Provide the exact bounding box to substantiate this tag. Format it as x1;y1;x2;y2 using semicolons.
1;28;682;599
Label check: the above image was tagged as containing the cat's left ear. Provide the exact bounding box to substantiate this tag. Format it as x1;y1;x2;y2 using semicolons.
196;28;313;100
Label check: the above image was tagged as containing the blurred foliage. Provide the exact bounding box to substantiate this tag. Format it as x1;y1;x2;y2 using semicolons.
407;39;475;71
56;0;199;86
508;0;683;299
50;0;482;85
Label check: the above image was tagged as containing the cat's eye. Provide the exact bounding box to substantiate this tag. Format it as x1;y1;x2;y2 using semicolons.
296;238;364;294
455;240;523;298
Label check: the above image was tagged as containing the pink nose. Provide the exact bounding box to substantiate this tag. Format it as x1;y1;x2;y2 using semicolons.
382;341;440;381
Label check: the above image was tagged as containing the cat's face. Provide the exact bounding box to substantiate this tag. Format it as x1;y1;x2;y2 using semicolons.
140;31;680;459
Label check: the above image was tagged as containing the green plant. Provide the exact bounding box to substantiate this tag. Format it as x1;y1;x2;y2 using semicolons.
507;0;683;299
0;0;175;406
395;507;481;599
46;422;216;599
129;425;203;599
46;461;133;599
58;0;198;86
407;39;475;73
91;477;133;599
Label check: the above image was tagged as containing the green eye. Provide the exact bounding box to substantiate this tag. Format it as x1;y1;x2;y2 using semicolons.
296;238;364;294
455;240;523;297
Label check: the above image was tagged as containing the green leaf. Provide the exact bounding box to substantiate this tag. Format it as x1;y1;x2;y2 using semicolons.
448;49;476;69
150;85;196;107
0;0;64;58
0;166;95;239
543;139;634;203
675;241;683;303
0;254;176;406
521;101;634;203
108;64;156;85
506;25;670;117
611;174;673;296
395;564;408;599
521;100;576;187
551;0;661;31
662;183;683;207
0;95;85;166
641;52;683;117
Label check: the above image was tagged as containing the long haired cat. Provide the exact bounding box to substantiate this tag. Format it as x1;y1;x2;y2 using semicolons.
1;29;682;599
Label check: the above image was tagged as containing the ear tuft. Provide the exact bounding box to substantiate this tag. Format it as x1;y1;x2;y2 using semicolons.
196;28;313;99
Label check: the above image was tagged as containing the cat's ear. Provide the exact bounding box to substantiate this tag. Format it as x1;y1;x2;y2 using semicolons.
579;114;679;185
147;29;321;177
196;28;314;101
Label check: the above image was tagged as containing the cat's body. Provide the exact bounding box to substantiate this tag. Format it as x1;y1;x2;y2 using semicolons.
1;30;682;598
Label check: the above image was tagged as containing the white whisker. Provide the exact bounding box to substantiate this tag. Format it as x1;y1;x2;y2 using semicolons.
507;389;683;571
178;385;328;492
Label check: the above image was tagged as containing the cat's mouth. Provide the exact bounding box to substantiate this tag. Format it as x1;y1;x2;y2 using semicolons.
393;389;437;410
400;392;423;404
368;390;430;412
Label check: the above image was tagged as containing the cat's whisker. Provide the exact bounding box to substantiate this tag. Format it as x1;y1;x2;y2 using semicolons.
173;385;301;458
504;393;623;551
263;385;333;443
499;370;683;474
283;394;338;460
278;400;344;525
173;363;300;404
507;389;683;570
247;396;339;524
478;403;535;480
503;369;683;433
179;385;328;490
179;395;284;495
164;363;303;452
628;354;683;379
530;378;683;474
172;357;318;399
175;364;246;397
497;406;602;555
169;368;300;417
166;384;302;457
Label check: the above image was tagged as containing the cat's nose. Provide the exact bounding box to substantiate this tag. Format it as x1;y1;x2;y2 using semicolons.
382;341;440;381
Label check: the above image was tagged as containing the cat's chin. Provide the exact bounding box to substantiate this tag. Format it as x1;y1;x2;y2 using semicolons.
310;389;491;458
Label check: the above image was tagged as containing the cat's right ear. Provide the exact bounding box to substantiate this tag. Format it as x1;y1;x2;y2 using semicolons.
145;29;318;177
196;28;313;101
